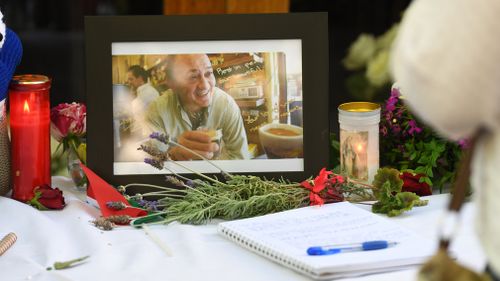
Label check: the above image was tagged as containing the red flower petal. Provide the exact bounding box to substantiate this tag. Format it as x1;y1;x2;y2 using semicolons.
400;172;432;196
300;180;314;191
312;168;332;193
309;192;324;206
36;185;66;209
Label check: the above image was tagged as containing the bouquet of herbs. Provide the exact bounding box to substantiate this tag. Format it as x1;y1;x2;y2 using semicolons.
379;86;465;192
111;132;427;227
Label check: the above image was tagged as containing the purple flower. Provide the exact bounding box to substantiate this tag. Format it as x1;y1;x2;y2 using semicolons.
407;119;423;136
458;139;470;149
145;158;164;170
385;102;396;112
392;124;401;135
395;108;404;119
137;199;159;212
149;132;170;144
384;88;400;112
384;112;393;123
380;126;388;137
390;87;401;99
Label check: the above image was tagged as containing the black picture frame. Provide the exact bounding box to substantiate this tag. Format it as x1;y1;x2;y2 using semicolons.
85;13;329;187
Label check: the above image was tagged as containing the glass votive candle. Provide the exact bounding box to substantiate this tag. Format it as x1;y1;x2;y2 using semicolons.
338;102;380;184
9;75;51;202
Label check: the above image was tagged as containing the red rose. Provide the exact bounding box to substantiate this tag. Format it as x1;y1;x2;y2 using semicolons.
400;172;432;196
28;184;66;210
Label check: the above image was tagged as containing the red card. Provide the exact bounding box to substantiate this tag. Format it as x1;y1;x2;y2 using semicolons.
81;164;147;218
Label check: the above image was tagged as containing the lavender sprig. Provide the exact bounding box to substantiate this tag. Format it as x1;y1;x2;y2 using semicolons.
138;144;170;161
137;199;159;212
141;131;233;181
165;176;186;187
145;158;164;170
149;132;170;144
106;201;127;210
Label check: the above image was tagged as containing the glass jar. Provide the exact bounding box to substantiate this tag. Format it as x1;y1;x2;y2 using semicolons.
9;75;51;202
67;147;87;192
338;102;381;184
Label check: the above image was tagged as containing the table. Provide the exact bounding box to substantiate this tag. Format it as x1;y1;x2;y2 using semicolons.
0;177;486;281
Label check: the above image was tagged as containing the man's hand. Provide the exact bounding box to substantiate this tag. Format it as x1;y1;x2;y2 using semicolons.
169;130;219;160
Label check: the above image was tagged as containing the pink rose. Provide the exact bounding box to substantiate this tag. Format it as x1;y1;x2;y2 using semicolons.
50;103;86;142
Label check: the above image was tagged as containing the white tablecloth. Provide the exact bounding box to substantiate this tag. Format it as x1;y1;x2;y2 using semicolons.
0;177;486;281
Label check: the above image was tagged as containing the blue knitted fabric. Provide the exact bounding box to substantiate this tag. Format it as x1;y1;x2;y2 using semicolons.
0;28;23;100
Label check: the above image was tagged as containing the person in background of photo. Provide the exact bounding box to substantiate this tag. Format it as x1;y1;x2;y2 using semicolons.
146;54;249;160
127;65;160;137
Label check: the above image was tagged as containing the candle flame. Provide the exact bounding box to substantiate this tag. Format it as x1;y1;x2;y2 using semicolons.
356;143;363;152
23;100;30;113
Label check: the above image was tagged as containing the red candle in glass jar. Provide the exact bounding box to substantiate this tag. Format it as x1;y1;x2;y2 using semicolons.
9;75;51;202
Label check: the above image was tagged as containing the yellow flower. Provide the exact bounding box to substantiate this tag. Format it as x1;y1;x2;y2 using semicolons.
76;143;86;164
376;24;399;50
366;50;390;87
343;34;376;70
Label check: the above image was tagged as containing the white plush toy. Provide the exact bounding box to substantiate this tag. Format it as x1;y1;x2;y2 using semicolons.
391;0;500;278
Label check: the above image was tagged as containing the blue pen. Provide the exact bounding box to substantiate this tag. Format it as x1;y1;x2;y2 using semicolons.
307;240;398;256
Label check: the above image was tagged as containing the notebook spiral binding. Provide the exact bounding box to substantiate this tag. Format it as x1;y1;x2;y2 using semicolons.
0;233;17;256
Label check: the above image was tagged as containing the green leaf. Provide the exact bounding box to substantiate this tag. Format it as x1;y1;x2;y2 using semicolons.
26;190;48;211
426;167;434;178
372;168;403;200
386;192;419;217
417;155;429;164
414;166;426;174
51;256;90;270
409;151;417;161
423;177;433;186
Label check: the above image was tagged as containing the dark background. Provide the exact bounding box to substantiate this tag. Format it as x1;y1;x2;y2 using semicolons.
0;0;411;134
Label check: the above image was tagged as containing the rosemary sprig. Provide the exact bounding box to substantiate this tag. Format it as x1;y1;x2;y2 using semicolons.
131;132;377;226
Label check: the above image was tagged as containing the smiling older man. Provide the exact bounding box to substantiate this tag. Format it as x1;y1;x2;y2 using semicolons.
146;54;249;161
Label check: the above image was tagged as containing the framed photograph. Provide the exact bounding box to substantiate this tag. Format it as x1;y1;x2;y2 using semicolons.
85;13;329;187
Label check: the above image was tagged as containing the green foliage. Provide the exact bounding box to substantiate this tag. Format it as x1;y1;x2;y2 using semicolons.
380;88;463;192
157;176;310;225
372;192;420;217
371;168;426;217
372;167;403;199
330;133;340;169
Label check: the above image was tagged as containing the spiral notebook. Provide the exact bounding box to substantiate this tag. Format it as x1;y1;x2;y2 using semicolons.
218;202;435;280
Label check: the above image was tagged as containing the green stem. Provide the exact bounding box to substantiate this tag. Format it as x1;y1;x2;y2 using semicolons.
161;166;218;201
168;140;232;179
131;193;183;198
124;183;186;193
169;160;227;186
